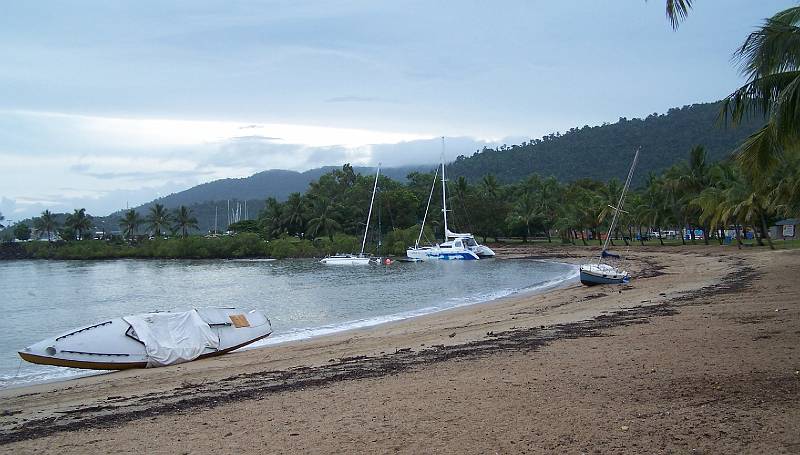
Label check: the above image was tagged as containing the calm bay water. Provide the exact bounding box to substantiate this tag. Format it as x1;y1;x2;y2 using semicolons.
0;258;577;388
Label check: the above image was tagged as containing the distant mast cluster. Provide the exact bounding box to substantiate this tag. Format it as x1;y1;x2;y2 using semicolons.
225;200;248;229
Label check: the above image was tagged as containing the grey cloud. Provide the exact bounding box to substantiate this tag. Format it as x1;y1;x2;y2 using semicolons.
303;145;351;167
208;137;303;168
76;169;215;181
367;136;505;167
70;164;213;180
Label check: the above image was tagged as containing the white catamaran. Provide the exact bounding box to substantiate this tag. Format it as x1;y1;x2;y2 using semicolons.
579;147;640;285
407;139;495;261
320;165;381;265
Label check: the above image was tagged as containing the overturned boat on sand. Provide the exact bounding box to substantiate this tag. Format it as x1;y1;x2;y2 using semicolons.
18;307;272;370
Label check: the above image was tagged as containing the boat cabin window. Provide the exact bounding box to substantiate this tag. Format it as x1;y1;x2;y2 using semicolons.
464;238;477;247
454;240;462;248
440;244;452;249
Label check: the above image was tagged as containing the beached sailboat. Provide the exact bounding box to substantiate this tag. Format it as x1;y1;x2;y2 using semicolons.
579;147;640;286
18;307;272;370
320;165;381;265
406;139;494;261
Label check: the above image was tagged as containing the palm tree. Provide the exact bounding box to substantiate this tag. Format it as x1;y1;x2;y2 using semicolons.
481;174;500;199
769;152;800;217
597;178;624;245
258;197;285;239
636;173;671;245
65;208;92;240
479;174;506;241
733;183;776;250
453;176;475;233
173;206;198;238
720;7;800;176
691;162;745;245
512;190;538;242
146;203;171;237
679;146;712;243
34;210;58;241
281;193;307;236
119;209;142;241
306;197;342;241
661;165;692;244
693;185;728;245
538;176;560;242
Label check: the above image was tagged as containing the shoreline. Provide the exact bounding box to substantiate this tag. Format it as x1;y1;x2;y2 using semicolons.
1;246;797;452
1;256;577;391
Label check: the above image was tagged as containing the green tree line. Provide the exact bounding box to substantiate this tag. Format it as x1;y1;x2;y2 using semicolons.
10;142;799;257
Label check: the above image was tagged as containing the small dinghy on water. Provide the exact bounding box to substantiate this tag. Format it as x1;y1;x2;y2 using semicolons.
18;308;272;370
319;254;379;265
579;147;640;286
320;165;381;265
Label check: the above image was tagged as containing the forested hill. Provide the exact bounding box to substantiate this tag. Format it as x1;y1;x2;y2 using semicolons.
145;165;431;210
446;102;764;184
69;165;428;234
110;101;761;214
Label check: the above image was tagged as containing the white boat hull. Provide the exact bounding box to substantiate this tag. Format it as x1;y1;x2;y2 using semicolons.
579;264;628;286
471;244;496;258
319;255;373;265
18;308;272;370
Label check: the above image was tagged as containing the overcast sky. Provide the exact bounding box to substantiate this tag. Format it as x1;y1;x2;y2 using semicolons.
1;0;795;221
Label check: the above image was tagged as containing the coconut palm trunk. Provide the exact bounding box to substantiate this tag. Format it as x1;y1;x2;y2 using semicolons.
759;213;775;250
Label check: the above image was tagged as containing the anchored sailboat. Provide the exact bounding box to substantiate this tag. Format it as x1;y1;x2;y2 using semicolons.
406;138;495;261
320;165;381;265
579;147;640;285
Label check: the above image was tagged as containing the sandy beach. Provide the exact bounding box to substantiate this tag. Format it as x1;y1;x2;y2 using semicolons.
0;245;798;453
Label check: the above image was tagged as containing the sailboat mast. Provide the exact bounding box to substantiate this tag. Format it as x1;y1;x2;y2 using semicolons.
440;136;448;238
415;166;439;249
360;165;380;256
600;147;640;255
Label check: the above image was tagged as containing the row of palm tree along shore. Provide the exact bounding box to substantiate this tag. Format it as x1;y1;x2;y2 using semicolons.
3;205;198;243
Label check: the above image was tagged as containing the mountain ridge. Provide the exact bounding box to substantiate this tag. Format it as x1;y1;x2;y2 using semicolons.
446;101;763;184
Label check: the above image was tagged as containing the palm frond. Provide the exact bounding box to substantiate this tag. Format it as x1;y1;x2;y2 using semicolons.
734;123;783;176
719;7;800;179
775;71;800;144
719;70;800;126
736;9;800;79
665;0;693;30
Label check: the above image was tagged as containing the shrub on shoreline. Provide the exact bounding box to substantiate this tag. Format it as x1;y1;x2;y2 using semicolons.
15;233;364;260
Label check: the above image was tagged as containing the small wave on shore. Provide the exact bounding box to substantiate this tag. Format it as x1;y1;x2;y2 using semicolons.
250;263;579;349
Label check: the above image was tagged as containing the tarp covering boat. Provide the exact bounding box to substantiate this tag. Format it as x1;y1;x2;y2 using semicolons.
123;310;220;367
19;307;272;370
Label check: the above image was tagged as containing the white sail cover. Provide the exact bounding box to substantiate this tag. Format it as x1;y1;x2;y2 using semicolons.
123;310;220;367
445;228;472;238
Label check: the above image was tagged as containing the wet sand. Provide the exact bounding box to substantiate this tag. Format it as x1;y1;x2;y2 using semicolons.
1;245;798;453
